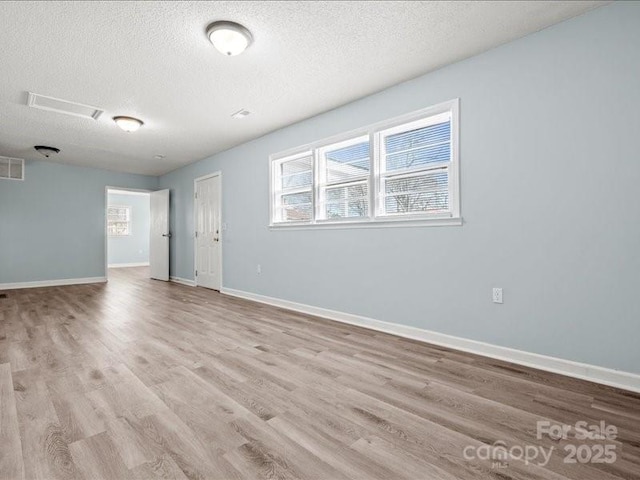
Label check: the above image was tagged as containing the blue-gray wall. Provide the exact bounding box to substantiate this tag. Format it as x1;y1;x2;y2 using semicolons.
159;3;640;374
107;192;150;266
0;159;157;283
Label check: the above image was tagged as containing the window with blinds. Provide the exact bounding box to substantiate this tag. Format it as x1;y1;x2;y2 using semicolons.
378;113;452;217
107;205;131;236
273;153;314;223
318;136;370;220
270;99;459;227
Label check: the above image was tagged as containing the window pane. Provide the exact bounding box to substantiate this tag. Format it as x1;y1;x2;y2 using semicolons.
384;170;448;214
385;121;450;154
9;159;22;179
109;222;130;235
108;206;129;221
281;191;312;222
0;158;9;178
385;142;450;171
324;183;368;219
324;140;370;183
281;156;312;189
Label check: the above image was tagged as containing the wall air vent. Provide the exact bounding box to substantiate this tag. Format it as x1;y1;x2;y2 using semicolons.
0;156;24;181
27;92;104;120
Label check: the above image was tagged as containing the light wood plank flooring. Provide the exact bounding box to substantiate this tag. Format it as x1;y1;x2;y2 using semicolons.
0;267;639;480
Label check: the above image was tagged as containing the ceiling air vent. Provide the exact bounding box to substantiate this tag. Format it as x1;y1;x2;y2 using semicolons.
0;156;24;181
27;92;104;120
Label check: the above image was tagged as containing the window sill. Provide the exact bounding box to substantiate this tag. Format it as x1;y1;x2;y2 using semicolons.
269;216;462;230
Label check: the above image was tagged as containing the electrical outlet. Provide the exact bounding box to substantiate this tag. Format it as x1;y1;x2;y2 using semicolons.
492;287;503;304
257;264;262;275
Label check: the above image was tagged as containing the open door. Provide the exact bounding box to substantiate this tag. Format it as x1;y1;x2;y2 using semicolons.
150;189;170;281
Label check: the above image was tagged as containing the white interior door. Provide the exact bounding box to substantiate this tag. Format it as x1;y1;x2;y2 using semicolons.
195;175;221;290
150;189;170;281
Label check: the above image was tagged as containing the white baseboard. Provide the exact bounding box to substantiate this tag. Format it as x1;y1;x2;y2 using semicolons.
170;276;196;287
108;262;150;268
220;287;640;394
0;277;107;291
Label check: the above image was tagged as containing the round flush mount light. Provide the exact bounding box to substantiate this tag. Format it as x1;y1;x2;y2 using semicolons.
206;21;252;56
113;116;144;132
34;145;60;158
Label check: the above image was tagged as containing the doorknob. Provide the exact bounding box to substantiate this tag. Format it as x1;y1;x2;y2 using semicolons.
162;232;172;238
213;237;219;242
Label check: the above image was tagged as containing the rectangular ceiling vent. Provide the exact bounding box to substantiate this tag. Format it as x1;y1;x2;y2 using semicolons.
0;156;24;181
27;92;104;120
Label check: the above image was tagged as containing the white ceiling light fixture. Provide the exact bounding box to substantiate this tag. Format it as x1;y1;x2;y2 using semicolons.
34;145;60;158
207;21;253;56
113;116;144;132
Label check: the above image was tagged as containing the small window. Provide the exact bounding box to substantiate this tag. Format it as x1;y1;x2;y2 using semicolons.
272;153;314;223
378;114;452;217
0;156;24;181
318;136;370;220
107;205;131;236
270;99;460;227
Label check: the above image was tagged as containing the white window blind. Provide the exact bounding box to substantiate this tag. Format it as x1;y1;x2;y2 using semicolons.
107;205;131;236
0;156;24;181
273;153;314;223
318;136;370;220
378;113;451;217
270;99;459;227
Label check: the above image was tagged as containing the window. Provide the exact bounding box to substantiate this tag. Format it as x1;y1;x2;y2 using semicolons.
0;156;24;181
318;136;370;220
107;205;131;236
272;153;314;223
270;99;459;227
378;114;451;217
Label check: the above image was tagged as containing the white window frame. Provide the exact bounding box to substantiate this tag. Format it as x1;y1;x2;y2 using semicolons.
107;205;132;237
271;151;314;225
376;111;455;220
316;134;371;223
269;99;460;229
0;156;25;181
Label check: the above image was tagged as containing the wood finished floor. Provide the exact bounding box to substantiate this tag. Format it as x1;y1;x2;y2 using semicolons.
1;267;639;480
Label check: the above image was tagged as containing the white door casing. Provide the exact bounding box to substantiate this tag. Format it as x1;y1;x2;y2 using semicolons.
195;174;222;290
150;189;170;281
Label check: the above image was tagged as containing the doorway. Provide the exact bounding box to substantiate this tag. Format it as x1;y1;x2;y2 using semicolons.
105;187;171;282
106;189;151;274
194;173;222;290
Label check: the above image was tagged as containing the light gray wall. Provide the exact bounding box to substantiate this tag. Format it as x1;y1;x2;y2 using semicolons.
159;3;640;374
107;192;150;266
0;159;157;283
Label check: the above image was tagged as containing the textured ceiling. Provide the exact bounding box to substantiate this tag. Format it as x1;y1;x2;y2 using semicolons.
0;1;605;176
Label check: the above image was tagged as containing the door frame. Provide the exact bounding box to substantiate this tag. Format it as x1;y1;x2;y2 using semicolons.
193;171;223;289
104;186;154;280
